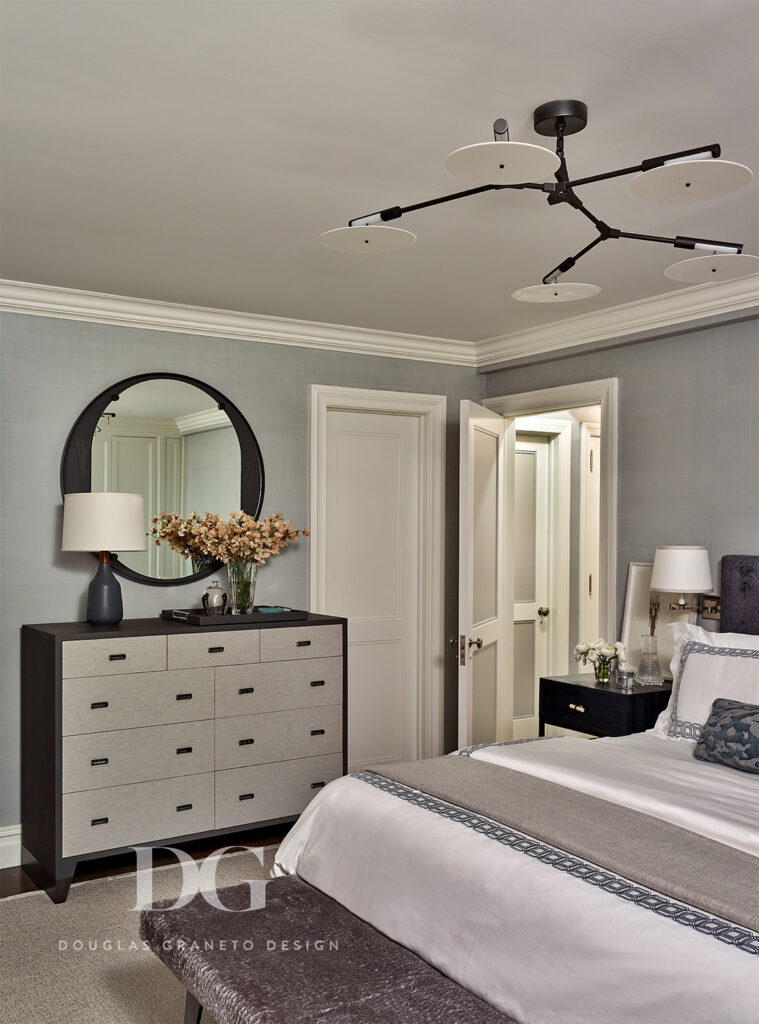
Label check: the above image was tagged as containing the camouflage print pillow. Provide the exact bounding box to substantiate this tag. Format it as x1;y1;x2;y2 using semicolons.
693;698;759;774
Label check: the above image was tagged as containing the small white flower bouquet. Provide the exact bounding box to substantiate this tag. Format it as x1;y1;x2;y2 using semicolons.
574;638;627;682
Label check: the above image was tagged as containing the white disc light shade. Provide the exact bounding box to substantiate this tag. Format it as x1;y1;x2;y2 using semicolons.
512;282;601;303
444;142;560;185
628;160;753;203
650;546;713;594
319;225;416;253
62;492;147;552
664;253;759;284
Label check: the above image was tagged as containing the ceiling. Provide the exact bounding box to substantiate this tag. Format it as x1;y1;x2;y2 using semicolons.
1;0;757;343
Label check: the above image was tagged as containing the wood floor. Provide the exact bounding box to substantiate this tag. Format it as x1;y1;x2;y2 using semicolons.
0;822;292;899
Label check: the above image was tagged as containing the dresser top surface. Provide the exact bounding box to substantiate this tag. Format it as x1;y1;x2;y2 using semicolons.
23;611;346;640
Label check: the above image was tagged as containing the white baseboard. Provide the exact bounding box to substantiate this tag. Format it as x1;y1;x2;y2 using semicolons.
0;825;22;868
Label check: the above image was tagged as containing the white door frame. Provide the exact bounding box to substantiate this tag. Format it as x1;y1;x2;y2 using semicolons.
310;385;447;759
513;416;572;676
485;378;618;642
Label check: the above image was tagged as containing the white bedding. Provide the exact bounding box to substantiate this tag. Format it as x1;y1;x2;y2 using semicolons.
275;733;759;1024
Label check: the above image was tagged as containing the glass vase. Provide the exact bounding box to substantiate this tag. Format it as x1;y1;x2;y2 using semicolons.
594;658;616;685
227;561;257;615
635;634;664;686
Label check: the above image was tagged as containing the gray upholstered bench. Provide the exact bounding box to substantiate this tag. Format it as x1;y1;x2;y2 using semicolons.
140;875;515;1024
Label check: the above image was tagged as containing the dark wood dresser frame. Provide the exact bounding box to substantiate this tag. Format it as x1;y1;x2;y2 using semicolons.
21;614;347;903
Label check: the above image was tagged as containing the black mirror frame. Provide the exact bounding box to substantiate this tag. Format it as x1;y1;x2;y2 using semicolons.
60;372;265;588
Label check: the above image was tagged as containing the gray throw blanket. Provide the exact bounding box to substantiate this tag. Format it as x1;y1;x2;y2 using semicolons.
366;756;759;934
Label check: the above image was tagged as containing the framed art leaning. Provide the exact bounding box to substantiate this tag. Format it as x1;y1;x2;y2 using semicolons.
621;562;695;678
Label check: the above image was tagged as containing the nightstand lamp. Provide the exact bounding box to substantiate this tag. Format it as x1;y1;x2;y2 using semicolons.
62;492;146;626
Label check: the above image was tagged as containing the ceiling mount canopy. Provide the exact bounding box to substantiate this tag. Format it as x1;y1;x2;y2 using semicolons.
319;99;756;301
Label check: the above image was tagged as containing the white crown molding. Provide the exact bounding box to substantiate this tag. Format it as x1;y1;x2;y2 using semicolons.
175;408;230;434
0;824;21;868
1;276;756;370
475;275;759;367
0;280;477;367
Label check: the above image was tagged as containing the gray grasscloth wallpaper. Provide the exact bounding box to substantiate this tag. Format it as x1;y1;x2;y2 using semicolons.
484;315;759;634
0;312;482;828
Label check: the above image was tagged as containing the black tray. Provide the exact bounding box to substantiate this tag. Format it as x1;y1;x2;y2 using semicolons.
161;607;309;626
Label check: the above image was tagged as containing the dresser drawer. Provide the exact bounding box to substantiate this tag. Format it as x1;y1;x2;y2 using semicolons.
62;720;214;793
215;658;343;718
215;754;343;829
62;773;214;857
539;680;616;736
62;668;214;736
167;630;260;669
260;625;342;663
215;706;342;769
62;636;166;678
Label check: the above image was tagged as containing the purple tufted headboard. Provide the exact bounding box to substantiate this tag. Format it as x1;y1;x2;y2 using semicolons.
720;555;759;635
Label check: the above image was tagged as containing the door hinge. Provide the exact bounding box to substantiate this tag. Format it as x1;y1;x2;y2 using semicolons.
588;573;593;597
589;450;594;472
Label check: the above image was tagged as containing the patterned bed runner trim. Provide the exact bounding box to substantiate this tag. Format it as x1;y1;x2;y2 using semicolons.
354;770;759;957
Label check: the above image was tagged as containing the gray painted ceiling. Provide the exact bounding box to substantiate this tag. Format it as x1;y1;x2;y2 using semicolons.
1;0;757;342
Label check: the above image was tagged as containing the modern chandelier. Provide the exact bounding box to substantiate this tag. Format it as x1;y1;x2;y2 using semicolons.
320;99;757;302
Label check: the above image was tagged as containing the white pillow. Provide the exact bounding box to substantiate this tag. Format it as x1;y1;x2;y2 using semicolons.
652;623;759;739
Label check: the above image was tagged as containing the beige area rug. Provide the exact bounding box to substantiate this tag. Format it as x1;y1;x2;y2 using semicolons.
0;846;277;1024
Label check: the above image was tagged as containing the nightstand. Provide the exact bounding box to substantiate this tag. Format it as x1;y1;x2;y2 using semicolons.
538;674;672;738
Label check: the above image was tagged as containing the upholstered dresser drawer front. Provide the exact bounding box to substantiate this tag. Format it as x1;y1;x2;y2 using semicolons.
167;630;260;669
62;720;214;793
214;754;344;829
214;658;343;718
215;706;343;769
62;773;214;857
260;625;342;663
62;668;214;735
62;636;166;678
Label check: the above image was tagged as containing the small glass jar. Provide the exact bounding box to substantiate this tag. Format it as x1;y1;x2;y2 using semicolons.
202;579;228;616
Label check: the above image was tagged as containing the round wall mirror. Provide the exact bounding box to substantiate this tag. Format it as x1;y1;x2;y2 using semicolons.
61;373;265;586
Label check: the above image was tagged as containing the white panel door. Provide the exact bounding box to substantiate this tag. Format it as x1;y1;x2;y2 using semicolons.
110;435;156;577
323;410;420;769
512;435;550;739
579;423;601;652
458;401;515;749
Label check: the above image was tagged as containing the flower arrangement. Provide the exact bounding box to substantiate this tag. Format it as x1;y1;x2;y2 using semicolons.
151;511;308;614
574;638;627;683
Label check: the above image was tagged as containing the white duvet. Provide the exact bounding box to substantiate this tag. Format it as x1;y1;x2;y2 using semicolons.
275;733;759;1023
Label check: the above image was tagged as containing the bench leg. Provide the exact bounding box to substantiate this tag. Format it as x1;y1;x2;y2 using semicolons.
184;990;202;1024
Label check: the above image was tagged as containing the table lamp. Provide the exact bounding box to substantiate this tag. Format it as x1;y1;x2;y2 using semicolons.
62;492;146;625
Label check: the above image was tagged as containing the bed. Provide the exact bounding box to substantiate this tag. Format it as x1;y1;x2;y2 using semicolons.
275;562;759;1024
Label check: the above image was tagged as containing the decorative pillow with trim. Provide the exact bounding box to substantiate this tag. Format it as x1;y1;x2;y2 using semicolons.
652;623;759;738
666;641;759;741
693;698;759;774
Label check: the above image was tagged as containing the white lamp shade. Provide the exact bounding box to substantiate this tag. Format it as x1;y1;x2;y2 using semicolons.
650;546;713;594
62;492;147;552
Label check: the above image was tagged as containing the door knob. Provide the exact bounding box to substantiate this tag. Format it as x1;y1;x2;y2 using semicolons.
467;636;483;650
538;607;550;618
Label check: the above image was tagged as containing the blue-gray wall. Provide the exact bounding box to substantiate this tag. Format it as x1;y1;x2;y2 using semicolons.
484;316;759;634
0;312;482;827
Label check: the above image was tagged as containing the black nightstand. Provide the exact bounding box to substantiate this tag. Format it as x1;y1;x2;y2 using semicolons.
538;674;672;738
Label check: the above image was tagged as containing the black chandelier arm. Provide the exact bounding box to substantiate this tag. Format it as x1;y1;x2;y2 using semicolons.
561;143;721;191
541;234;608;284
347;181;553;227
619;230;743;253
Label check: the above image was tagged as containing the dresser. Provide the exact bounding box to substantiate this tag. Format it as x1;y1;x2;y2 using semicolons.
21;613;347;902
539;674;671;738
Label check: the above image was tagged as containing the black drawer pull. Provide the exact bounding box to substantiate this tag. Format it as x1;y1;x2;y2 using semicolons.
108;653;127;662
208;646;225;654
310;680;325;688
176;746;193;755
238;686;255;695
176;803;193;812
296;640;312;648
90;701;108;709
239;737;255;746
310;728;325;736
239;792;256;801
176;693;193;701
311;781;326;789
90;757;109;766
91;817;109;826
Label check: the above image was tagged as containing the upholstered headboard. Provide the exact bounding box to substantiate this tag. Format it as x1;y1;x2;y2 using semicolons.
720;555;759;635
